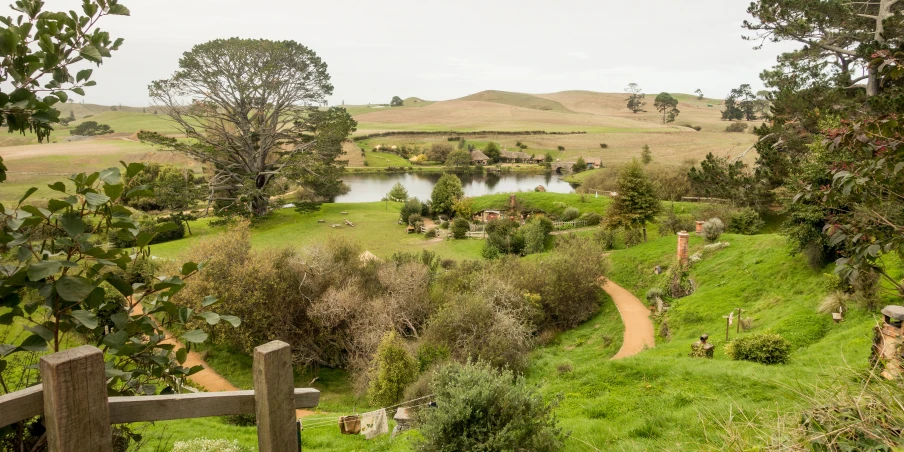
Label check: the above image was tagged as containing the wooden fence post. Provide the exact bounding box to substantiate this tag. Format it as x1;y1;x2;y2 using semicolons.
40;345;112;452
253;340;297;452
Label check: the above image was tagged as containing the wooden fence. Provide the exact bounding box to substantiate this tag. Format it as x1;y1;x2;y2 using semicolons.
552;219;587;230
464;231;487;239
0;341;318;452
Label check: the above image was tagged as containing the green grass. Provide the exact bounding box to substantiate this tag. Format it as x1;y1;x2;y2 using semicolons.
525;232;880;450
151;202;485;262
364;151;413;167
68;111;177;134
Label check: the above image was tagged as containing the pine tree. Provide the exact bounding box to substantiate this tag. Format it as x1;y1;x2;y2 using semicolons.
641;145;652;164
605;159;660;242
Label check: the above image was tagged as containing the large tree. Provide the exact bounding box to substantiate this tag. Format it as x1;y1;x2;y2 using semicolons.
390;96;404;107
139;38;356;216
722;84;757;121
605;160;661;241
625;83;646;113
431;173;464;216
654;92;680;123
744;0;903;97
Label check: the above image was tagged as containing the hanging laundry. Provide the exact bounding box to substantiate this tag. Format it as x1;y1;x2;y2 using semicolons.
360;408;389;440
338;415;361;435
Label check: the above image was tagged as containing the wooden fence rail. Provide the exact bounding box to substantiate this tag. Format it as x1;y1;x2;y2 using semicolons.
0;340;319;452
552;219;587;229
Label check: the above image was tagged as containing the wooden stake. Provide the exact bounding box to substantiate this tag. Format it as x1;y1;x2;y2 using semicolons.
253;340;298;452
722;315;730;342
40;346;112;452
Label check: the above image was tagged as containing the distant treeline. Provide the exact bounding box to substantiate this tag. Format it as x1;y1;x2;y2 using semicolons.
352;130;587;142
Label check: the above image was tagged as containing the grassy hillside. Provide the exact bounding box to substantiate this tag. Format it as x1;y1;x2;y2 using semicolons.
67;110;177;135
527;233;878;450
458;90;574;114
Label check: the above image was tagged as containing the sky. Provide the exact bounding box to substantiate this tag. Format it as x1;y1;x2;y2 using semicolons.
43;0;798;107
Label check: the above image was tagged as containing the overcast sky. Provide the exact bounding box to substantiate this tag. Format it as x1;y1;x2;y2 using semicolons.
43;0;797;107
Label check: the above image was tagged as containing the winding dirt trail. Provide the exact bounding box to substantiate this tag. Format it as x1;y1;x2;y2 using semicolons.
131;301;315;417
602;280;656;359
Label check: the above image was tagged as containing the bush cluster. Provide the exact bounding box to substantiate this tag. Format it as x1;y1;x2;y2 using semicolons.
725;122;749;133
417;361;564;452
726;207;764;234
725;333;791;364
702;217;725;242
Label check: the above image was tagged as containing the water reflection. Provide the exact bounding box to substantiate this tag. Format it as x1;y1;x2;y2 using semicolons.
332;172;575;203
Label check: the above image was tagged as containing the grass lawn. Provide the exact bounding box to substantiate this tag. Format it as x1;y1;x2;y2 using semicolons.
151;202;485;262
364;151;413;167
526;232;881;450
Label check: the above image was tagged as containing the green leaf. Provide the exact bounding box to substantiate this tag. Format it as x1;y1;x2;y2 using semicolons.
56;276;95;302
24;324;53;341
70;310;98;329
105;276;133;296
59;212;86;237
135;231;155;248
27;260;63;281
76;68;92;83
123;162;145;178
53;91;68;103
201;295;218;307
79;45;103;63
176;347;187;365
196;312;220;325
48;181;66;193
181;262;198;276
84;191;110;206
46;199;70;212
182;329;208;344
18;187;37;204
219;315;241;328
107;4;130;15
19;334;48;352
102;330;128;348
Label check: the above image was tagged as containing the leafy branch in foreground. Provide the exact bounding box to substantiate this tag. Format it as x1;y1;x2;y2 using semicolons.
0;162;239;397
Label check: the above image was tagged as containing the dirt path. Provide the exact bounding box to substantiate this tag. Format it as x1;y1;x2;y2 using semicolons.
131;301;314;417
602;280;655;359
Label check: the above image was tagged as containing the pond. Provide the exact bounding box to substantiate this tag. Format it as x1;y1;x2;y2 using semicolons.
332;172;576;203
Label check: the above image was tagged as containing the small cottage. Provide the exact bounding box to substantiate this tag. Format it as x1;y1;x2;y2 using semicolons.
584;157;603;169
471;150;490;165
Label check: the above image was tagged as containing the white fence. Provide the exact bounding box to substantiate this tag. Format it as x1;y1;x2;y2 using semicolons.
552;219;587;230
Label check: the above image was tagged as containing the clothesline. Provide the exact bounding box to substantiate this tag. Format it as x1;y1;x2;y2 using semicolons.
300;401;436;430
297;394;436;429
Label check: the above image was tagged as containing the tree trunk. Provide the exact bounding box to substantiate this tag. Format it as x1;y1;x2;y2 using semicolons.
643;227;648;242
866;0;895;97
251;195;269;216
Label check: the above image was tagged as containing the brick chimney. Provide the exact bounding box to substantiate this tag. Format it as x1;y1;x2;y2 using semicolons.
874;305;904;380
695;221;705;235
677;231;690;266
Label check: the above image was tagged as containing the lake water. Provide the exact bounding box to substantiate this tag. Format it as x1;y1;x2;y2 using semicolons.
333;172;576;203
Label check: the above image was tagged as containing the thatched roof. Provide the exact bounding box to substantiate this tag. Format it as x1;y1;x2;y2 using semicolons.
471;150;490;162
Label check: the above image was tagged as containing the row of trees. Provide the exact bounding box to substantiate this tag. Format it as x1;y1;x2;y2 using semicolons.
626;84;682;124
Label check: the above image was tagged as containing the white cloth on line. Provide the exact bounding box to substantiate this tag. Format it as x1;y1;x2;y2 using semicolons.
360;408;389;440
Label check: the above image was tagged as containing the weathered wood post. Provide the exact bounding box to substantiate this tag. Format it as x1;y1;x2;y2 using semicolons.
40;346;112;452
253;340;298;452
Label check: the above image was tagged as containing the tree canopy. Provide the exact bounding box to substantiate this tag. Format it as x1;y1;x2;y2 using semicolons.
391;96;404;107
70;120;114;136
653;92;680;123
431;173;464;215
139;38;355;216
605;160;661;240
625;83;646;113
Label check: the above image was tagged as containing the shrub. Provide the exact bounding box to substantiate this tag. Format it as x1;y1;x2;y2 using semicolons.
725;122;749;133
425;297;532;370
702;217;725;243
726;207;764;234
408;213;423;226
220;413;255;427
522;217;554;254
440;220;449;229
367;331;418;407
599;143;609;149
725;333;791;364
424;228;437;238
171;438;250;452
560;207;580;222
595;228;617;250
70;120;114;136
556;362;573;374
400;197;425;223
451;218;470;239
658;210;694;236
579;212;602;226
418;361;564;452
484;218;525;256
